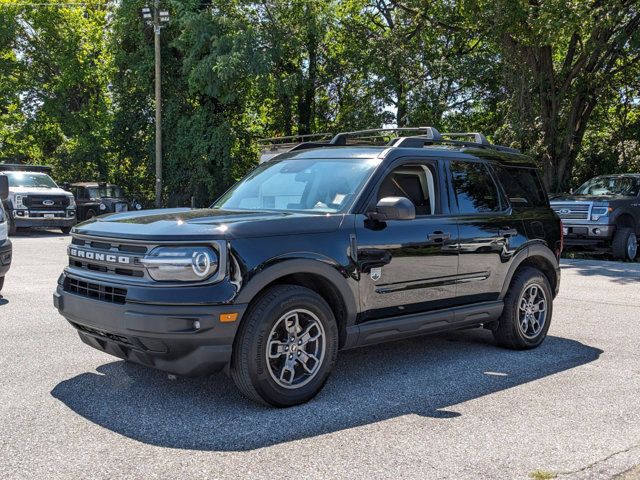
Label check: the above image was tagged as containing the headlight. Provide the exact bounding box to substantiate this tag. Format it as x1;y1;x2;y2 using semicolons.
135;203;142;210
67;196;76;208
14;194;25;209
140;246;218;282
99;203;107;211
591;206;611;221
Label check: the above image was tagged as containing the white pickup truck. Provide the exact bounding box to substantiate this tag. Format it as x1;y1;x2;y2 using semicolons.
0;175;12;291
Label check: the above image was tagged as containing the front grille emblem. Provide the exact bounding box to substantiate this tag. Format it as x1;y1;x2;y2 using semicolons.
42;199;55;206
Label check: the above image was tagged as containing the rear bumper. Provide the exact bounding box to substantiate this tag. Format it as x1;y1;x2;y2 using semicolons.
54;276;247;377
0;238;11;277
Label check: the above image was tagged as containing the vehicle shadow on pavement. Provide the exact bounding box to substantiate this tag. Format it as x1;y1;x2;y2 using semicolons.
51;330;602;452
561;258;640;285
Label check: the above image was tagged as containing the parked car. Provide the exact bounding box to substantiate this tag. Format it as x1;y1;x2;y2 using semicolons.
0;175;12;291
0;164;76;235
67;182;142;221
550;174;639;261
54;127;562;407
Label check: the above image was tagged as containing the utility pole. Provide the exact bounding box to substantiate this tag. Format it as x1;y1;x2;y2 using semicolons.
141;3;170;208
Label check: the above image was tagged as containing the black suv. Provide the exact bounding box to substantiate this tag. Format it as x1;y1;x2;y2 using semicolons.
67;182;143;221
54;128;562;407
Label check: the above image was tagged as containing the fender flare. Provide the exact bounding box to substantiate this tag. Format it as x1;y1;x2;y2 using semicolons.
499;243;560;299
234;257;359;329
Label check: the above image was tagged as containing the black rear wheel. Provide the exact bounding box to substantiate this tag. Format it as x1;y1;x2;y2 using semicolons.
61;226;72;235
230;285;339;407
493;267;553;350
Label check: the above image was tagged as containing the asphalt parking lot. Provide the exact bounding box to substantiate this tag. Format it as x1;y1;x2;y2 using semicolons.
1;232;639;479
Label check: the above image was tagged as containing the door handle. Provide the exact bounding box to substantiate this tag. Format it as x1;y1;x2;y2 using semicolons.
499;228;518;238
428;231;451;242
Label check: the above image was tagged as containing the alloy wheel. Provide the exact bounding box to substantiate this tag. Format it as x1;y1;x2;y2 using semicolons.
627;234;638;260
266;309;326;389
517;283;547;339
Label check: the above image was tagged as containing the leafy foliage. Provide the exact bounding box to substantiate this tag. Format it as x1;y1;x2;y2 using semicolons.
0;0;639;203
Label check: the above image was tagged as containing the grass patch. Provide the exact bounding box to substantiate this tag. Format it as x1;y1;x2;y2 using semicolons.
530;471;556;480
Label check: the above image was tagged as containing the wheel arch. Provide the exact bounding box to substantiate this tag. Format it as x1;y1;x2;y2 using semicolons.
235;259;358;348
499;244;560;300
613;212;637;233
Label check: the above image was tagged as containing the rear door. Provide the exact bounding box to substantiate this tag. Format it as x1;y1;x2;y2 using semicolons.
447;159;527;305
355;158;459;322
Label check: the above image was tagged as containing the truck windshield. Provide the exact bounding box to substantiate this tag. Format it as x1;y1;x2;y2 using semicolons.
4;172;58;189
88;186;123;198
213;158;380;213
576;176;639;197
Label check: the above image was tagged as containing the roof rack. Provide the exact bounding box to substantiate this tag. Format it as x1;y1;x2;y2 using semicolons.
256;126;520;162
329;127;441;146
258;133;333;163
0;163;52;173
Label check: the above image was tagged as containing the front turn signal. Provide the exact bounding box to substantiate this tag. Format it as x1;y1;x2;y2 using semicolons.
219;313;238;323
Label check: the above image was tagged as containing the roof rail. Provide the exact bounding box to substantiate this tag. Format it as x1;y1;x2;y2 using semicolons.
440;132;490;145
330;127;442;146
0;163;52;173
258;133;333;163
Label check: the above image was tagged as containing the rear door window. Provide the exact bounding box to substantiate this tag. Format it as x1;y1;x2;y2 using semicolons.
450;161;503;214
493;166;547;208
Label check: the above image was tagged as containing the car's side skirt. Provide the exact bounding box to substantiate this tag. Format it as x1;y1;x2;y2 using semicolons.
344;301;503;349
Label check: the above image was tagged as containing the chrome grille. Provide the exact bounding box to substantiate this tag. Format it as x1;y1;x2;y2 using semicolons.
551;202;592;220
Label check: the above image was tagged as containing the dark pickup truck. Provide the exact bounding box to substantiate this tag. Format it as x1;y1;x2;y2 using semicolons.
54;128;562;407
550;174;639;261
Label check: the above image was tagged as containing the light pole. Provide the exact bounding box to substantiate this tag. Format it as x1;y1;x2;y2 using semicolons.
141;3;170;208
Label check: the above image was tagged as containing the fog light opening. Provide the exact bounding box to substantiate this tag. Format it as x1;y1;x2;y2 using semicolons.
593;228;601;235
193;320;201;330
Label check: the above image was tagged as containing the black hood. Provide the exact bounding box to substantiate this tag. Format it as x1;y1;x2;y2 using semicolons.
72;208;346;241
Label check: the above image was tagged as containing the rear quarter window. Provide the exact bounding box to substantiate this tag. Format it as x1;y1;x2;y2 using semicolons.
493;165;548;208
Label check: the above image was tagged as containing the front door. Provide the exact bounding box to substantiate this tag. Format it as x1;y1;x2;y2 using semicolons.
355;159;459;322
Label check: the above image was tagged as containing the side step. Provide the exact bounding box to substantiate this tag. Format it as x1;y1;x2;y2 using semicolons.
346;301;503;348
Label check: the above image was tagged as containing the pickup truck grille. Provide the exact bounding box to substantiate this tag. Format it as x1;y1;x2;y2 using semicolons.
64;277;127;304
551;202;591;220
68;235;149;280
24;195;69;210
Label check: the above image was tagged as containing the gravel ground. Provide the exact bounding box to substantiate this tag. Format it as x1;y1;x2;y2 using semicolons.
0;231;639;479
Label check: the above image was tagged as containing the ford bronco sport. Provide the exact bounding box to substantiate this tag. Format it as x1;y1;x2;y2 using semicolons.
550;174;639;261
54;128;562;407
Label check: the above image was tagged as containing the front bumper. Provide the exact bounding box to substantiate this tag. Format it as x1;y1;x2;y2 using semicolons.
0;238;11;277
54;273;247;377
13;210;76;229
562;223;615;246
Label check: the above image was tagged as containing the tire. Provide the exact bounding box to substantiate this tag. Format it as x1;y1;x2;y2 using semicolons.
7;216;16;236
86;209;97;220
0;276;4;292
612;227;637;261
60;226;72;235
493;267;553;350
230;284;339;407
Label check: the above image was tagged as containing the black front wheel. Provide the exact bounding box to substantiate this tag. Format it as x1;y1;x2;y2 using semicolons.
60;226;72;235
7;216;16;236
493;267;553;350
612;228;637;261
230;285;339;407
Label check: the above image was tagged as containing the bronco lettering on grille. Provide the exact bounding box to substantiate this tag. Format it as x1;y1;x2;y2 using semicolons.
69;247;131;265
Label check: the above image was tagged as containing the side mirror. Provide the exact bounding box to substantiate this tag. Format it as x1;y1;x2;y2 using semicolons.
369;197;415;221
0;175;8;201
62;182;71;191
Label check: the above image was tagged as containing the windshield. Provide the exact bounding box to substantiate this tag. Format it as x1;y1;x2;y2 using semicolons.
576;176;639;197
88;186;124;198
213;158;380;213
4;172;58;189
